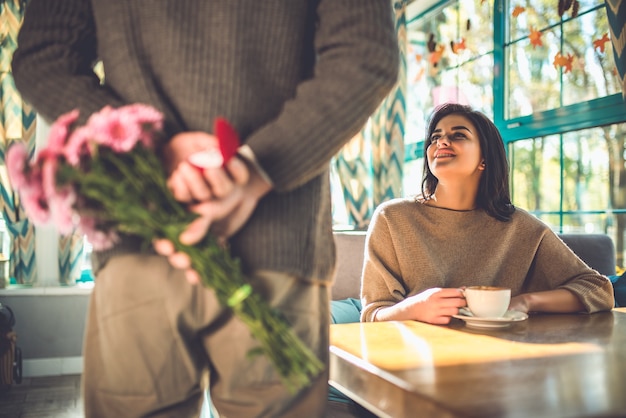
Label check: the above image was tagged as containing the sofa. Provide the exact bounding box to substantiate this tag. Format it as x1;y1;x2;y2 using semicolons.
330;231;618;302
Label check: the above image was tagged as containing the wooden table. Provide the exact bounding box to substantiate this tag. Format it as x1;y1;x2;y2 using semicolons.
329;308;626;418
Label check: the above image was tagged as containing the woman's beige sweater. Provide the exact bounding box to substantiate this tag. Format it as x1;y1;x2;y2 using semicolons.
361;197;615;321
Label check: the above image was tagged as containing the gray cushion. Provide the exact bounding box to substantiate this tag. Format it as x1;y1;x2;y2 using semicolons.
331;232;366;301
559;234;616;277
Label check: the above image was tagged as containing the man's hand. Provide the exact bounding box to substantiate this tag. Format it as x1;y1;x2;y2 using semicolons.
164;131;246;204
155;131;272;283
181;156;271;243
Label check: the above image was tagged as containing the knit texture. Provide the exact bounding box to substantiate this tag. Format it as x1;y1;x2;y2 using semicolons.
12;0;399;280
360;197;615;321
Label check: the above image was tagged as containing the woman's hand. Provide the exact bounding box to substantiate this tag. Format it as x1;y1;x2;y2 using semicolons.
375;287;466;324
509;294;530;313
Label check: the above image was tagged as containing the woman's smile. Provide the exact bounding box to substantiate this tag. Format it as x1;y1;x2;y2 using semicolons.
434;151;456;159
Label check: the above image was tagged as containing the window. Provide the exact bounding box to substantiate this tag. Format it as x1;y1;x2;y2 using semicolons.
506;1;620;118
406;0;495;145
401;0;626;267
509;123;626;263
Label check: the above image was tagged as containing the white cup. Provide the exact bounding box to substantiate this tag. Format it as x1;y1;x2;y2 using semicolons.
464;286;511;318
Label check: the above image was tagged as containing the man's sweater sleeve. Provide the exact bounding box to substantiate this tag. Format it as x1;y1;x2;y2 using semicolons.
12;0;125;124
244;0;399;192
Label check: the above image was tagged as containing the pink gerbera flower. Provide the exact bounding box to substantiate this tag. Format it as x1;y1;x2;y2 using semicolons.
127;104;164;148
49;186;78;235
41;156;59;202
7;144;53;225
47;109;80;154
124;103;163;128
87;106;142;152
19;167;51;225
6;143;30;189
64;125;95;166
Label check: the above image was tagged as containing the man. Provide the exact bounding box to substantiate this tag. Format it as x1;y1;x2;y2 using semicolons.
12;1;398;416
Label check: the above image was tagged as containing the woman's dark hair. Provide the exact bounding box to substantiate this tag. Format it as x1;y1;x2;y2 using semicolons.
421;103;515;221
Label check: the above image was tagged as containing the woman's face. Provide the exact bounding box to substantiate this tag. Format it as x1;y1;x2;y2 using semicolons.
426;114;484;183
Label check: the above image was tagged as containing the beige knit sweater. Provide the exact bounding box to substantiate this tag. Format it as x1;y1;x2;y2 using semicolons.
360;197;615;321
12;0;399;281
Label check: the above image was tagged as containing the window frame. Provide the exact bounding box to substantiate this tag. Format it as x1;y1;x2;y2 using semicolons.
492;0;626;142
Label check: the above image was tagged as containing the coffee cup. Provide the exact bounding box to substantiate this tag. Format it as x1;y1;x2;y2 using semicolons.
463;286;511;318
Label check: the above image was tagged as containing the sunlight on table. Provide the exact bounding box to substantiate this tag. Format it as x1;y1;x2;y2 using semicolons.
330;321;600;370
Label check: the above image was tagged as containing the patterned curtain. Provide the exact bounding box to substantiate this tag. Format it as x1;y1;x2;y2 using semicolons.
606;0;625;98
0;0;37;285
1;1;84;286
58;233;83;285
333;0;407;229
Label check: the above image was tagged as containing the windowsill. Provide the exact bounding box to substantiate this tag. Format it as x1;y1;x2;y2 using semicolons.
0;282;94;296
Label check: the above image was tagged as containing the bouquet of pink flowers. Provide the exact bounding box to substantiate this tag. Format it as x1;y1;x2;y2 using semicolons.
6;104;322;391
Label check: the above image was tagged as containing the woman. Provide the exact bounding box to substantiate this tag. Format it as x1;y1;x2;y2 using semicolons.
360;103;614;324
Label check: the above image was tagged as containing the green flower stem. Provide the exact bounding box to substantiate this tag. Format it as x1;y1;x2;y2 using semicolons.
62;146;323;392
173;236;324;391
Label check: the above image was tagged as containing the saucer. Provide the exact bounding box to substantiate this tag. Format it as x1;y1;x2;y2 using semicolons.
452;308;528;329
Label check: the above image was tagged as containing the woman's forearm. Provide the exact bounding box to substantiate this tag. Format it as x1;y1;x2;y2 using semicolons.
512;288;585;313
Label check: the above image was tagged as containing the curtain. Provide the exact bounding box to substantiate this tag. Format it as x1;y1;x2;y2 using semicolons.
0;0;37;285
332;0;407;229
58;233;84;286
1;1;84;286
606;0;625;98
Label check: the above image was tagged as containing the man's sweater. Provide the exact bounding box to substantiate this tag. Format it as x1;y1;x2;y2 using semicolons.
12;0;399;280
